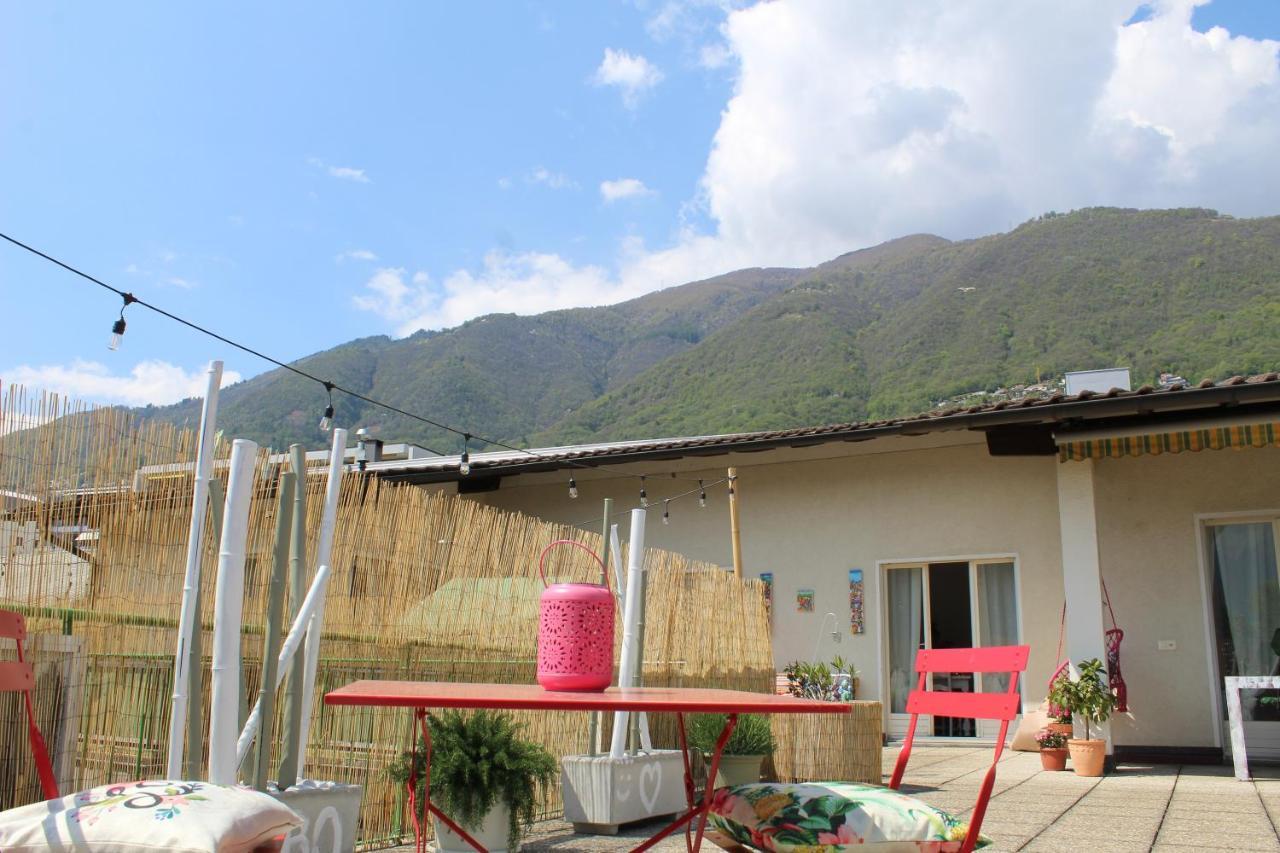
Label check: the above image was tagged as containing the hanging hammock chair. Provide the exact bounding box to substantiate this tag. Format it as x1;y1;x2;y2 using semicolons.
1048;579;1128;713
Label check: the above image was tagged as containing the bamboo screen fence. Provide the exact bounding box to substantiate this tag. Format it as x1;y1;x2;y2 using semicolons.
0;383;783;847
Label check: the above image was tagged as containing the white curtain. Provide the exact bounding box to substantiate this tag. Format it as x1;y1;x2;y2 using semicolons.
1210;523;1280;679
888;568;923;714
977;562;1018;692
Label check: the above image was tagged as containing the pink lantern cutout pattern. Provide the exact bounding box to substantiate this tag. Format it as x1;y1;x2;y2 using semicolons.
536;539;616;692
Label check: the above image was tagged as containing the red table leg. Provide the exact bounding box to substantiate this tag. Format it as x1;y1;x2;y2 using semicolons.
631;713;737;853
405;708;489;853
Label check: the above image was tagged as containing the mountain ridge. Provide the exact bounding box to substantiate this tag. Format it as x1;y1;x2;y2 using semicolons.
131;208;1280;450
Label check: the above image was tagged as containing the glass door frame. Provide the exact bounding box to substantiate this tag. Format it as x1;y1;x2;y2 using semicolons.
878;553;1024;741
1195;510;1280;751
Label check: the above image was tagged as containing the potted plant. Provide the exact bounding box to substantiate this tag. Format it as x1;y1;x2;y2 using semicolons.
1034;728;1069;771
388;709;558;852
1048;657;1117;778
1046;670;1073;737
688;713;775;787
830;655;859;700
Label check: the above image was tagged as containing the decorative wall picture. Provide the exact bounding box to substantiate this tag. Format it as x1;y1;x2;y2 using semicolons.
796;588;815;613
848;569;865;634
759;572;774;626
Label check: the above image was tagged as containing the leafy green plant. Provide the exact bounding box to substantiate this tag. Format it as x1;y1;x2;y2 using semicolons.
1048;658;1118;741
687;713;775;756
785;659;856;701
387;710;558;851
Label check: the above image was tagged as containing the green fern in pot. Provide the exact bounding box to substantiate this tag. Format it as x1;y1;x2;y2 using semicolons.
388;709;558;851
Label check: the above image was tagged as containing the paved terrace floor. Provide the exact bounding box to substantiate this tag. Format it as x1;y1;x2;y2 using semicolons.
395;745;1280;851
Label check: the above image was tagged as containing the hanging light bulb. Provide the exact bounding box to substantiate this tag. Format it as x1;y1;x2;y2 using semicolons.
568;477;579;499
107;293;136;351
662;500;670;525
459;433;471;476
699;479;707;508
639;476;648;507
318;382;335;431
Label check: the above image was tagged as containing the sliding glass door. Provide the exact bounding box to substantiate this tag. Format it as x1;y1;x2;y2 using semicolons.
885;559;1020;739
1206;518;1280;761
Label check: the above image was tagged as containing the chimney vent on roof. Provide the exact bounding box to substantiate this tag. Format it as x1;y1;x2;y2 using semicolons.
1065;368;1131;396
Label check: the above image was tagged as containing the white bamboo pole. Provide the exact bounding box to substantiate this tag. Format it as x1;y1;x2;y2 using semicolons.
207;438;258;784
234;562;333;767
166;360;222;779
610;508;646;758
294;427;346;781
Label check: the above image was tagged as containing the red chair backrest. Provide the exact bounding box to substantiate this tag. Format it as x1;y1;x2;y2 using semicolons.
888;645;1029;853
0;609;60;800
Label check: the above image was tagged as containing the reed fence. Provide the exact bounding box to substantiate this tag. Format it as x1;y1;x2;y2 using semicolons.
0;383;789;847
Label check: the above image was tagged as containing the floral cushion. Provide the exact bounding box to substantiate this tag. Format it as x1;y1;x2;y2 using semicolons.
708;782;990;852
0;780;301;852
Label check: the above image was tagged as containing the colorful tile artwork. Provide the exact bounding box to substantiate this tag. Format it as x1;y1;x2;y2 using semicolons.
849;569;865;634
759;572;774;626
796;588;815;613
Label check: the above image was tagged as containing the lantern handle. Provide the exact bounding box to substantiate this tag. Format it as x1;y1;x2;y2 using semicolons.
538;539;609;590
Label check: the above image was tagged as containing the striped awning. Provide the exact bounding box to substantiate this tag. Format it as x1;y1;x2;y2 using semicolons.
1058;421;1280;462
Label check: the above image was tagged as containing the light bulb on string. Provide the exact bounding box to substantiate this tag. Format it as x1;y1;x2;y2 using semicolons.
699;479;706;508
107;292;137;351
459;433;471;476
662;500;670;525
318;382;335;431
568;477;579;499
639;476;648;507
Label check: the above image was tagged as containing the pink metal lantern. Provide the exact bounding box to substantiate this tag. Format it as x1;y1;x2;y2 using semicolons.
537;540;615;692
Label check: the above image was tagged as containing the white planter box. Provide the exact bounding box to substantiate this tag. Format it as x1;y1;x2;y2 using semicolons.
562;751;687;834
271;781;364;853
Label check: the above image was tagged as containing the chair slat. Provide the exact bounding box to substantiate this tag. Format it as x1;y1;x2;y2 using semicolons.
914;645;1029;674
0;609;26;642
0;660;35;692
905;688;1021;721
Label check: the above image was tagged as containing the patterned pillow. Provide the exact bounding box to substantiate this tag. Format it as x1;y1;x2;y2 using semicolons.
708;781;990;852
0;780;301;852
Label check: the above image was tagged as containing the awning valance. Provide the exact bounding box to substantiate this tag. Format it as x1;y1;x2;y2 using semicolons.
1058;421;1280;462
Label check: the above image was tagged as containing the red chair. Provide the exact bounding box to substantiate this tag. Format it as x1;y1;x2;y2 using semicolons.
889;645;1030;853
1;609;60;800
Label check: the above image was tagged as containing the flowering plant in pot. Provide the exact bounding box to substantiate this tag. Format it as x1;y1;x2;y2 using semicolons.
388;709;558;852
1034;728;1069;771
1048;658;1117;778
688;713;775;787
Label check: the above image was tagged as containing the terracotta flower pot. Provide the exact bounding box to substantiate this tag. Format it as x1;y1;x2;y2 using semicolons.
1048;722;1073;737
1068;738;1106;777
1039;748;1068;771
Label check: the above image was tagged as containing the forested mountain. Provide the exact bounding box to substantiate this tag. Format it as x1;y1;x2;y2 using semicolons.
135;208;1280;450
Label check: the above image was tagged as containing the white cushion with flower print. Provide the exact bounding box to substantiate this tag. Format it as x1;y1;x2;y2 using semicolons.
708;781;991;852
0;780;301;853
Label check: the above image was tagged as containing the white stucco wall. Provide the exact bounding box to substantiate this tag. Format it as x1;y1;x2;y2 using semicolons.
1092;446;1280;749
429;433;1280;750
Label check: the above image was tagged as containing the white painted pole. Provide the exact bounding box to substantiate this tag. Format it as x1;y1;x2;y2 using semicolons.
610;509;646;758
207;438;258;784
234;563;333;767
294;428;346;780
166;360;223;779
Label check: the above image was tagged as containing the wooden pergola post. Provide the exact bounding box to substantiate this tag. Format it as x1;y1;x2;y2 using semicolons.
728;467;743;580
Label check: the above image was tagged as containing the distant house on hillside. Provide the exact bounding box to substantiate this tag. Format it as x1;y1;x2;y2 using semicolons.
362;372;1280;768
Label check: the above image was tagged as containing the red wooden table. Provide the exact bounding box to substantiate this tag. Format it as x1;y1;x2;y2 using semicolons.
325;681;849;852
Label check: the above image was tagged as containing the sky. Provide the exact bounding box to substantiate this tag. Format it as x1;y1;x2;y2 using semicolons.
2;0;1279;408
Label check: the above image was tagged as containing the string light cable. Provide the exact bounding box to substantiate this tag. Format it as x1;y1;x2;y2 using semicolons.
568;476;729;531
1;230;713;484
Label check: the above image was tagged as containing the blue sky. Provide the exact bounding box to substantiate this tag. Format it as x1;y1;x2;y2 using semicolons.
3;1;1279;406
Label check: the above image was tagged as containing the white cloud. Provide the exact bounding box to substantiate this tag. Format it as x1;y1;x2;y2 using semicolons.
600;177;656;202
592;48;664;107
698;42;732;69
358;0;1280;334
2;360;243;407
497;176;513;190
527;167;577;189
308;157;371;183
165;276;196;289
335;248;378;263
